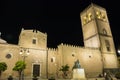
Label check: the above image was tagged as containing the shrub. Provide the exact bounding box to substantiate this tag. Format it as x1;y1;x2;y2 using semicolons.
115;72;120;79
0;62;7;77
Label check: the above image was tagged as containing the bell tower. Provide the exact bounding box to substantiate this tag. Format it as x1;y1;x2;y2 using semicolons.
80;3;118;68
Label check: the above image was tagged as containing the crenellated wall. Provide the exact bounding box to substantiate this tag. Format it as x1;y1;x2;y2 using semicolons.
0;3;118;79
57;43;103;77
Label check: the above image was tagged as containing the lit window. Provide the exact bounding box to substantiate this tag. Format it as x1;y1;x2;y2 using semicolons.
83;16;87;25
88;13;92;21
101;13;106;21
96;11;101;19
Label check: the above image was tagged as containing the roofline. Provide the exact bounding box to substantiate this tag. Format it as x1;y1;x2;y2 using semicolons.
80;3;106;16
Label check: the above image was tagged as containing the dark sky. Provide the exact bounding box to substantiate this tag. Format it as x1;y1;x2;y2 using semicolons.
0;0;120;52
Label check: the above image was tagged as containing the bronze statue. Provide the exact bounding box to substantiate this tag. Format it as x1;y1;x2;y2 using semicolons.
72;59;81;70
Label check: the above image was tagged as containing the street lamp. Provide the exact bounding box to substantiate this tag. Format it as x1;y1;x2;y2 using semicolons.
118;49;120;54
117;48;120;68
20;48;30;61
20;48;30;80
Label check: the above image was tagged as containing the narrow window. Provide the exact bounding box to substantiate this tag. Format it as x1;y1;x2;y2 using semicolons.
88;13;92;21
96;11;101;19
105;40;110;51
51;57;55;63
32;38;36;44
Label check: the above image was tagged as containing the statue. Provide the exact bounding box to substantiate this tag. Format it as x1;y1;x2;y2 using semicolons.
72;59;86;79
72;59;81;70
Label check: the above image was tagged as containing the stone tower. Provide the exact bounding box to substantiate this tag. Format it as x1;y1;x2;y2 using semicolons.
80;3;118;69
18;28;47;49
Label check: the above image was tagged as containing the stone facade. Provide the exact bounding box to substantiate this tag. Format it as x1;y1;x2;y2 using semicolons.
0;3;118;79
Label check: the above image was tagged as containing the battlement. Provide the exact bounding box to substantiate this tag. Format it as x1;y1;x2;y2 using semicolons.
58;43;99;51
59;43;83;48
48;47;58;52
21;28;47;36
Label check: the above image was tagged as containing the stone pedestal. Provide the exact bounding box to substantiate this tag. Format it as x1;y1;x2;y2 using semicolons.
71;68;86;80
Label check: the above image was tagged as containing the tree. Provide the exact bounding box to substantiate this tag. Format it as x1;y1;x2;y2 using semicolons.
59;64;70;78
0;62;7;78
13;60;26;80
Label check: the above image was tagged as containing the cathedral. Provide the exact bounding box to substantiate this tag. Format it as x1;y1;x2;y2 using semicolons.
0;3;118;79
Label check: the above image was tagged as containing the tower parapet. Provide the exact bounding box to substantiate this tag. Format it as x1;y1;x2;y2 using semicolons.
18;28;47;49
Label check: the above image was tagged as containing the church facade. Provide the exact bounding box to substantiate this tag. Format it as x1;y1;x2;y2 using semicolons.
0;3;118;79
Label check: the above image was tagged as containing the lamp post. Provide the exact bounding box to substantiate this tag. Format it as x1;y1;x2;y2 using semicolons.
118;48;120;68
118;49;120;54
20;48;30;80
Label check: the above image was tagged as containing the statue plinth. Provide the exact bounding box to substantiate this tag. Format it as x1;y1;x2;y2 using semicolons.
71;59;86;80
72;68;86;79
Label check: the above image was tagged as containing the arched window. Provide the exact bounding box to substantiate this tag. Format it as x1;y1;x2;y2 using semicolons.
103;29;107;35
96;11;101;19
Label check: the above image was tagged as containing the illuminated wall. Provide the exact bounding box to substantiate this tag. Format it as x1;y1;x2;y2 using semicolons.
0;3;118;79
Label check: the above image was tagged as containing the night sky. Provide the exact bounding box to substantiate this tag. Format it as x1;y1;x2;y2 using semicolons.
0;0;120;53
